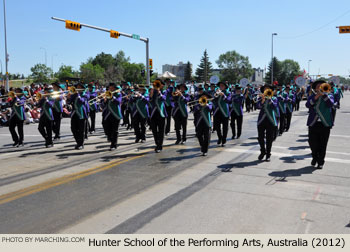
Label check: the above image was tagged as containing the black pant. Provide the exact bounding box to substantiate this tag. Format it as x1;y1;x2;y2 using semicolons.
258;118;275;155
279;113;286;134
230;112;243;138
174;113;187;141
245;98;251;112
285;111;292;131
52;110;62;138
295;99;300;111
121;104;127;125
9;116;24;144
124;108;131;127
89;110;96;132
133;113;147;140
71;115;86;147
38;116;53;145
104;115;120;148
331;108;336;123
308;122;331;166
165;105;172;134
150;111;166;150
196;123;211;153
214;112;229;144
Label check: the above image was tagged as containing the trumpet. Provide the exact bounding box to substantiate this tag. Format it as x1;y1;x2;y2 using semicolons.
172;90;182;96
214;89;223;98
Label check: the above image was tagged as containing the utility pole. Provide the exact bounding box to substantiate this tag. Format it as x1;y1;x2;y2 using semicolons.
3;0;9;91
271;33;277;85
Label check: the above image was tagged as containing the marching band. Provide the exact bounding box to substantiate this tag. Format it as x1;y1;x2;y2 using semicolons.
0;77;346;169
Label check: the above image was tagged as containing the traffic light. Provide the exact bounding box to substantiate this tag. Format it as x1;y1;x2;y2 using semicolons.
339;26;350;34
149;59;153;69
65;20;81;31
150;70;154;76
141;69;145;77
110;30;120;39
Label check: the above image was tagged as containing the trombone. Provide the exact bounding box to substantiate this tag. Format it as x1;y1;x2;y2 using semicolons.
88;89;121;104
0;91;23;99
188;95;214;107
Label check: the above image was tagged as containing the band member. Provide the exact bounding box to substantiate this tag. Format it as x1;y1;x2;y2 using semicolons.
120;82;129;127
125;88;134;130
52;82;63;140
213;82;231;147
149;79;167;153
67;83;88;150
81;84;90;140
277;85;286;136
294;87;302;111
87;83;97;134
284;85;295;132
329;82;341;122
164;79;175;135
37;88;54;148
131;86;149;143
172;84;190;144
230;85;244;139
244;84;253;113
103;83;123;151
256;85;278;161
193;89;213;156
306;80;334;169
9;88;26;147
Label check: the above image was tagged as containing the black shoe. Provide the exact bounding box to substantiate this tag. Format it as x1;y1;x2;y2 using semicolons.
217;139;222;145
231;136;235;140
175;140;181;145
278;133;282;136
12;142;19;147
311;159;317;167
202;152;207;156
317;164;323;169
46;144;54;148
155;149;160;153
181;140;186;144
221;143;225;147
110;146;116;151
258;152;266;161
85;136;88;140
266;154;271;162
141;139;146;143
135;138;140;143
236;135;240;139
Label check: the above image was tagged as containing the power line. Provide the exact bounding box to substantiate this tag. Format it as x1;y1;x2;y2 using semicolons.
278;9;350;39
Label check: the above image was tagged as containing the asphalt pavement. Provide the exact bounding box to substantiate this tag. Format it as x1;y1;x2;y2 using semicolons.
0;94;350;234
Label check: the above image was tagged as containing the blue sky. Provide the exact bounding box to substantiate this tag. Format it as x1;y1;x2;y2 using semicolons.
1;0;350;77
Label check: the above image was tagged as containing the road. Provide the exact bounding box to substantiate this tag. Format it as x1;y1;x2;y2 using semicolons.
0;93;350;234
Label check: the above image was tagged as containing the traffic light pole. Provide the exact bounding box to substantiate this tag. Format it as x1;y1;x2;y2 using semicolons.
51;17;150;85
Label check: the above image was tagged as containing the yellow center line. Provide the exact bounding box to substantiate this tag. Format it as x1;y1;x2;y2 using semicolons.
0;155;144;205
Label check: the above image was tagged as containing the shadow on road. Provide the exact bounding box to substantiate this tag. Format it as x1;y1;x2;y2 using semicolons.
217;160;261;172
280;153;311;163
288;146;309;150
268;166;317;181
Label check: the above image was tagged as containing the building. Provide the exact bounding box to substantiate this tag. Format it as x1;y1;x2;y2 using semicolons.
162;61;192;83
250;67;264;85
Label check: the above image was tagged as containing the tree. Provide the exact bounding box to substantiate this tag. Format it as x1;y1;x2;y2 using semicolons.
80;63;105;83
184;61;192;82
279;59;302;85
195;49;213;83
123;63;144;83
216;50;254;83
91;52;116;70
265;57;282;85
30;63;53;83
55;65;75;82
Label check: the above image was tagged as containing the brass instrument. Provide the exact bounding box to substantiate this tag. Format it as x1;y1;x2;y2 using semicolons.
188;95;214;107
214;89;223;98
0;91;23;99
172;90;182;96
263;88;273;99
320;83;331;93
69;86;86;94
153;80;163;90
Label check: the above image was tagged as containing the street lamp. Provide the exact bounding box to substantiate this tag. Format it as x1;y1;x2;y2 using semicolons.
3;0;9;91
40;47;47;66
51;54;57;78
308;59;312;78
271;33;277;85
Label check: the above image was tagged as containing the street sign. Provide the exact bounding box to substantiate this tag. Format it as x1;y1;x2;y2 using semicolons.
210;75;219;84
132;34;140;40
295;76;306;86
339;26;350;34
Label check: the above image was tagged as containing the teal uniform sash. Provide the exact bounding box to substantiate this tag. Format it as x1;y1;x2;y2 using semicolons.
107;100;122;120
315;96;332;127
218;93;229;117
135;99;148;119
263;98;277;127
